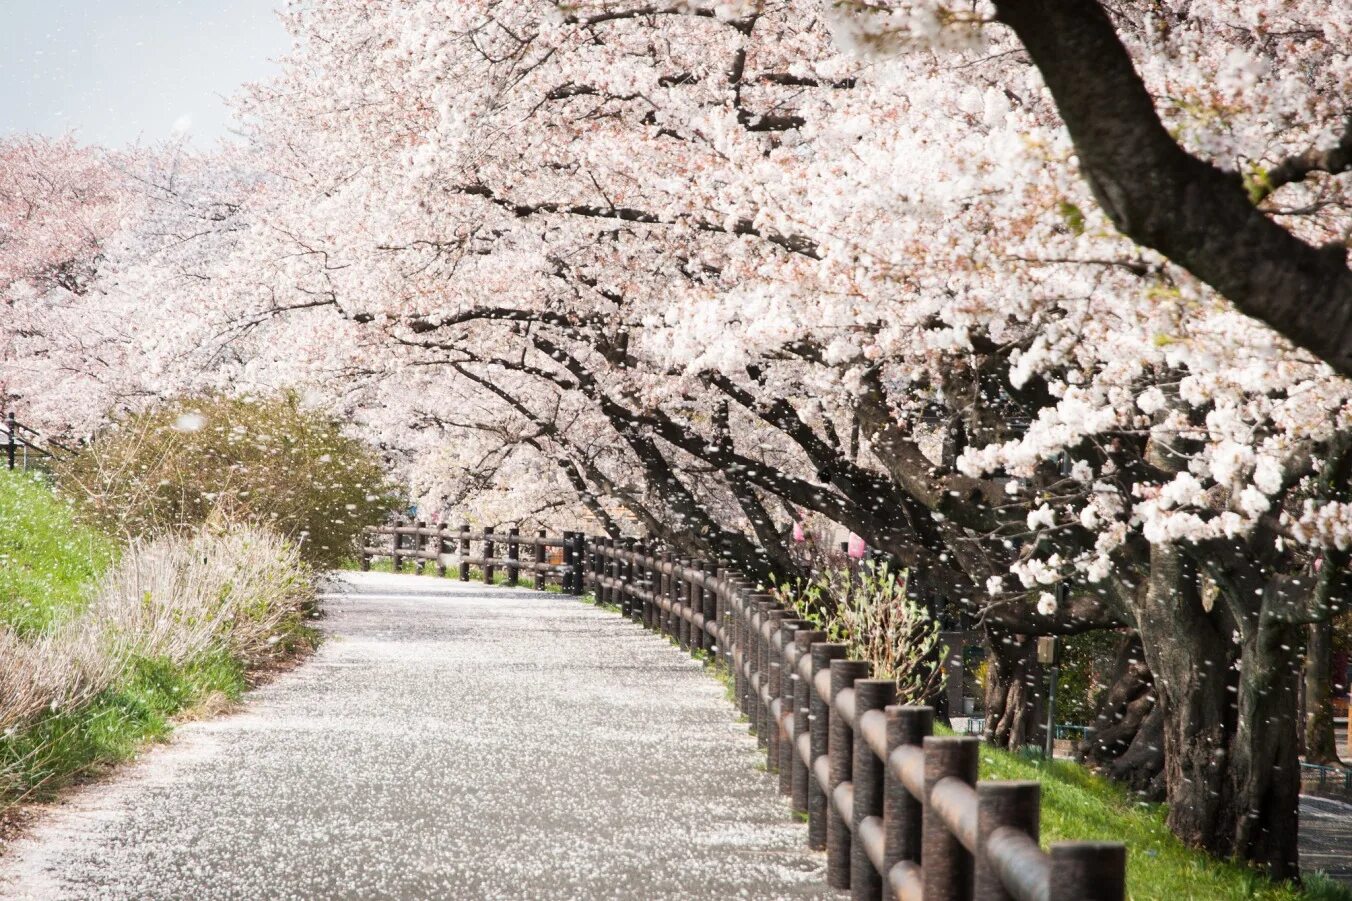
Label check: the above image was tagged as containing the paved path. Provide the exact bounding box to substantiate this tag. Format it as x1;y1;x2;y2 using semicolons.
1302;795;1352;887
0;573;829;900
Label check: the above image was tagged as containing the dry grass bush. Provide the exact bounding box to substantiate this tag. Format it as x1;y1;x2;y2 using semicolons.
0;522;312;737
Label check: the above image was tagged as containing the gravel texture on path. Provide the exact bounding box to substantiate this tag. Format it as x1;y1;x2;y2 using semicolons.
0;572;830;900
1301;795;1352;887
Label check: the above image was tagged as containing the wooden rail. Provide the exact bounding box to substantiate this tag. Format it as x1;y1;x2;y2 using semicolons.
359;524;1126;900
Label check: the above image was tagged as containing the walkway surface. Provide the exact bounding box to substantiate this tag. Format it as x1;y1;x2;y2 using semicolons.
0;572;830;900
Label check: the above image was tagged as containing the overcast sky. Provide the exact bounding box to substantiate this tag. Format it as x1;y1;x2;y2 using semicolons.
0;1;289;147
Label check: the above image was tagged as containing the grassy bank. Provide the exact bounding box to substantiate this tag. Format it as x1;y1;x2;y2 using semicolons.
0;470;314;812
970;739;1350;900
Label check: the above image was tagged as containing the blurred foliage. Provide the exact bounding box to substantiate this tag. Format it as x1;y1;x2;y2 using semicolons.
55;393;401;568
1055;629;1124;726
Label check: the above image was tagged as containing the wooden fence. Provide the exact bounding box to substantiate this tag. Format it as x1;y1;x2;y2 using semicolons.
2;412;62;472
360;524;1126;901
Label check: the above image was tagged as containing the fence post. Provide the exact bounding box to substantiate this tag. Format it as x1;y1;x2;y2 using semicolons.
435;523;448;577
792;628;827;813
852;679;897;900
674;559;690;649
884;706;933;877
392;519;405;572
828;659;872;890
749;598;768;739
809;643;849;850
414;520;427;575
620;538;634;617
922;736;979;900
762;607;788;751
604;538;618;607
633;542;647;624
459;525;470;581
560;531;574;594
778;620;810;793
701;562;718;654
483;526;496;584
4;412;15;470
639;545;654;628
535;529;547;590
687;562;705;652
658;552;672;634
507;527;520;586
573;532;586;596
976;782;1041;901
359;528;372;572
1049;843;1126;901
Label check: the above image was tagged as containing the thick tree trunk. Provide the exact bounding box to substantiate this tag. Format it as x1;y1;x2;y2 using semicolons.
982;625;1043;749
1305;620;1341;764
1135;544;1304;879
1133;545;1239;858
1229;616;1304;880
1078;634;1165;798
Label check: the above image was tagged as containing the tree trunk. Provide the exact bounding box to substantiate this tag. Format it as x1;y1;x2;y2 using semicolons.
982;625;1043;749
1305;619;1341;764
1228;615;1303;880
1077;633;1165;798
1133;544;1239;859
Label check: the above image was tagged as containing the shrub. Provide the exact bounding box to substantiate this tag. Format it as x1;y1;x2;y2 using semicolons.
55;393;401;568
774;560;944;703
0;520;315;801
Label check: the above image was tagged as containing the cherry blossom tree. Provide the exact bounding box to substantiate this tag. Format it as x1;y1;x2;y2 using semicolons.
3;0;1349;880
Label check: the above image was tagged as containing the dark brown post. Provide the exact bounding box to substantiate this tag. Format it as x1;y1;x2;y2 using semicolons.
852;679;897;900
4;412;15;470
687;562;704;652
435;523;448;577
750;599;769;743
620;538;634;617
809;640;852;849
458;525;470;581
570;532;584;595
359;528;371;571
777;620;808;793
792;628;827;813
701;561;718;654
414;520;427;575
391;519;404;572
659;552;672;635
1048;843;1126;901
761;607;789;747
604;538;618;607
976;782;1041;901
535;529;547;589
922;736;979;900
507;527;520;586
483;526;496;584
560;531;574;594
883;706;934;875
676;559;692;649
828;659;872;890
633;542;647;624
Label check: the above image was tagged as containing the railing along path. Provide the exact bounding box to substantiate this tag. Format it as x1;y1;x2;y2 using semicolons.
361;524;1126;901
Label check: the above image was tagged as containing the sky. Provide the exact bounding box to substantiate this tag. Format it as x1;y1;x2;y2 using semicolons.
0;1;289;148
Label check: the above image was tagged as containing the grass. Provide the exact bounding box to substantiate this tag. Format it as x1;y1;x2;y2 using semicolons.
0;471;116;634
0;651;248;802
954;734;1352;900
